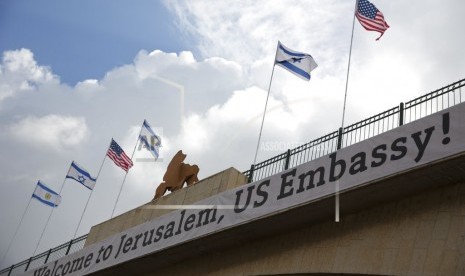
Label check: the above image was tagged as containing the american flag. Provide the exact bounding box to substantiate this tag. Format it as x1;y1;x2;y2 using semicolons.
107;139;133;172
356;0;389;40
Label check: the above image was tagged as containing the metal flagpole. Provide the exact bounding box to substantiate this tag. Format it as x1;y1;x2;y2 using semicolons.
110;123;144;218
32;205;54;256
335;0;359;222
0;196;33;268
253;43;279;165
73;155;108;238
32;178;66;256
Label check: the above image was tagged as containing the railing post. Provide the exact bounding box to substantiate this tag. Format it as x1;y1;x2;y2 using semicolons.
44;248;52;264
65;240;73;255
24;257;32;271
7;265;14;276
284;149;291;170
337;127;343;150
399;102;404;126
248;164;255;183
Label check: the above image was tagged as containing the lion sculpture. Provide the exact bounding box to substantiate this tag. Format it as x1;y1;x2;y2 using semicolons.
154;150;199;199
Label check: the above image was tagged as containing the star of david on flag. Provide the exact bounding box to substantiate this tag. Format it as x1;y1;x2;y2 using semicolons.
66;161;97;190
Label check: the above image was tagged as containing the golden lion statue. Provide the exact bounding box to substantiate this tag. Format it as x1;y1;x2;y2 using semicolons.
154;150;199;199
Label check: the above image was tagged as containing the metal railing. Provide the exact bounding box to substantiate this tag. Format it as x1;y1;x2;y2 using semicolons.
244;78;465;182
0;235;87;276
1;77;464;275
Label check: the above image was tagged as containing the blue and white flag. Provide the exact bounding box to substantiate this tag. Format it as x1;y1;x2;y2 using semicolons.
66;161;97;190
32;181;62;207
139;120;161;159
275;41;318;81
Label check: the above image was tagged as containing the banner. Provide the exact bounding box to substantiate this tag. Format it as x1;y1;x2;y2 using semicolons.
27;102;465;276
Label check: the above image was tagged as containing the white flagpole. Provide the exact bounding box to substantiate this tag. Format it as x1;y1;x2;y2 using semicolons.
72;155;108;239
110;123;145;218
253;43;279;165
32;178;66;256
336;0;359;222
0;196;33;269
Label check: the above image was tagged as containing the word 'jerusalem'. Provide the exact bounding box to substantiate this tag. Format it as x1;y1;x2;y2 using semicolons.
33;206;220;276
112;207;219;259
28;107;461;276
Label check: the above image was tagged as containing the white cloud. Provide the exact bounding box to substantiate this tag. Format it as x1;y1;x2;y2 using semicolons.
9;115;89;150
2;48;55;82
132;49;245;114
2;0;465;266
166;0;465;123
0;49;58;103
166;0;349;70
0;48;259;264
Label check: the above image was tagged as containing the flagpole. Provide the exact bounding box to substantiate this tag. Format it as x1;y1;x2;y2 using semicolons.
0;196;33;269
73;155;107;239
32;205;54;256
32;178;67;256
335;0;359;223
110;124;144;218
253;44;278;165
341;0;358;130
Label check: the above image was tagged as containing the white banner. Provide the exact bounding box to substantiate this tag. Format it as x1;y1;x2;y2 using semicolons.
27;102;465;276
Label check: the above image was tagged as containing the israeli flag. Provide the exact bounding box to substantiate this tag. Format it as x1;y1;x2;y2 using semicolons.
66;161;97;190
275;41;318;81
32;181;62;207
139;120;161;159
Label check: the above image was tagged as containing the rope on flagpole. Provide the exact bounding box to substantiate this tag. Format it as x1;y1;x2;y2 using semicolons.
110;123;145;218
32;177;67;256
253;43;279;165
335;0;359;223
73;155;108;239
0;196;33;269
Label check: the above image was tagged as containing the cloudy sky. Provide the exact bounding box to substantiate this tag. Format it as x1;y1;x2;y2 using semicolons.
1;0;464;269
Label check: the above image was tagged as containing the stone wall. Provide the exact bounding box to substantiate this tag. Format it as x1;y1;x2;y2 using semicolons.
146;181;465;276
85;167;247;246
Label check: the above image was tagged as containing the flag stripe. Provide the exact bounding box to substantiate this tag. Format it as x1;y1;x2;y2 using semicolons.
274;41;317;81
276;61;311;80
142;120;158;138
277;44;308;58
37;181;59;196
139;120;161;159
106;140;133;172
356;0;389;39
32;181;61;207
140;136;159;158
356;14;389;32
70;162;96;181
66;161;96;190
107;151;131;169
32;194;58;207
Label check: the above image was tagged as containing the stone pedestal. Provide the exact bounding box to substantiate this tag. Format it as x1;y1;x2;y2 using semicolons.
84;167;247;246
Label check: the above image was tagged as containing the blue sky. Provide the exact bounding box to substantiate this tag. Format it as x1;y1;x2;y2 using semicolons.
0;0;189;85
1;0;465;270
